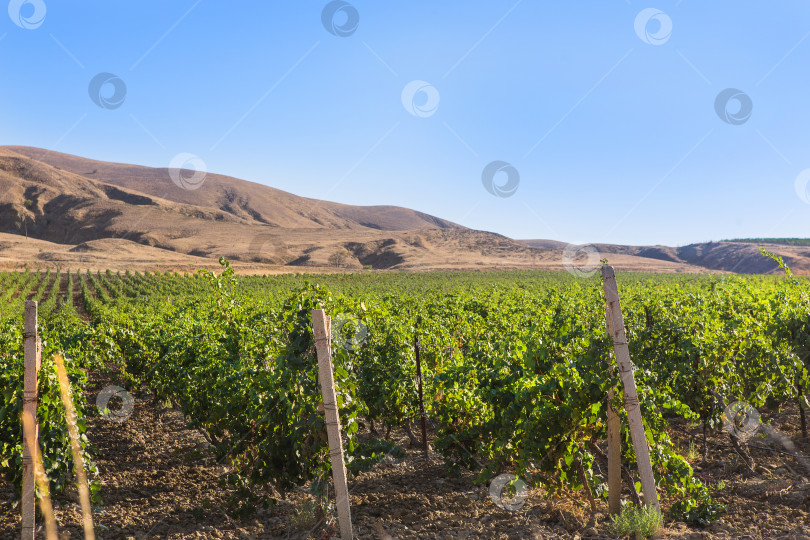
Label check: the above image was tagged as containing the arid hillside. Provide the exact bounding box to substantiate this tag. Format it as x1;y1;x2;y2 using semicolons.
521;240;810;275
3;146;462;231
0;146;804;274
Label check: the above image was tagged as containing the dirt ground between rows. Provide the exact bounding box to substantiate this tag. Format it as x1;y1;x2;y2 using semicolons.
2;368;810;539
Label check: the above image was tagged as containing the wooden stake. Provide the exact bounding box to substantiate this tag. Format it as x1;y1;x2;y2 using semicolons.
21;301;39;540
602;266;660;512
53;355;95;540
414;335;428;460
21;411;59;540
312;310;353;540
605;306;622;516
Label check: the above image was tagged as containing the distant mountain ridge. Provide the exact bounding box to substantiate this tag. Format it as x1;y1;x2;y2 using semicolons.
520;239;810;275
723;238;810;247
0;145;806;274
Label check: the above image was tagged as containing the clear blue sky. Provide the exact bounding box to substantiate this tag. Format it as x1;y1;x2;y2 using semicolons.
3;1;810;246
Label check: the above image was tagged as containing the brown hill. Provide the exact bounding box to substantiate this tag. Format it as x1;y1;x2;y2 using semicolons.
0;147;545;272
4;146;462;231
521;239;810;275
0;146;801;275
596;241;810;275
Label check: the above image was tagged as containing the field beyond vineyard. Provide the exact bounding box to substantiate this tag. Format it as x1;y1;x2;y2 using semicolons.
2;264;810;539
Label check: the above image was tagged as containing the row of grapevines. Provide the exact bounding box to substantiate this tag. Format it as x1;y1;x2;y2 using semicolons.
0;305;119;503
91;261;368;510
52;262;810;523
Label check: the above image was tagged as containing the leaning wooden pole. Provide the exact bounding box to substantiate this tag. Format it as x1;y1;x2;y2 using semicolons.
605;307;622;516
602;266;660;512
414;334;428;460
312;310;353;540
21;411;59;540
21;301;40;540
53;355;95;540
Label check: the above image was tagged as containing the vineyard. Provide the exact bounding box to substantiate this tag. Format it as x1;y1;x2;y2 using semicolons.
2;260;810;539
